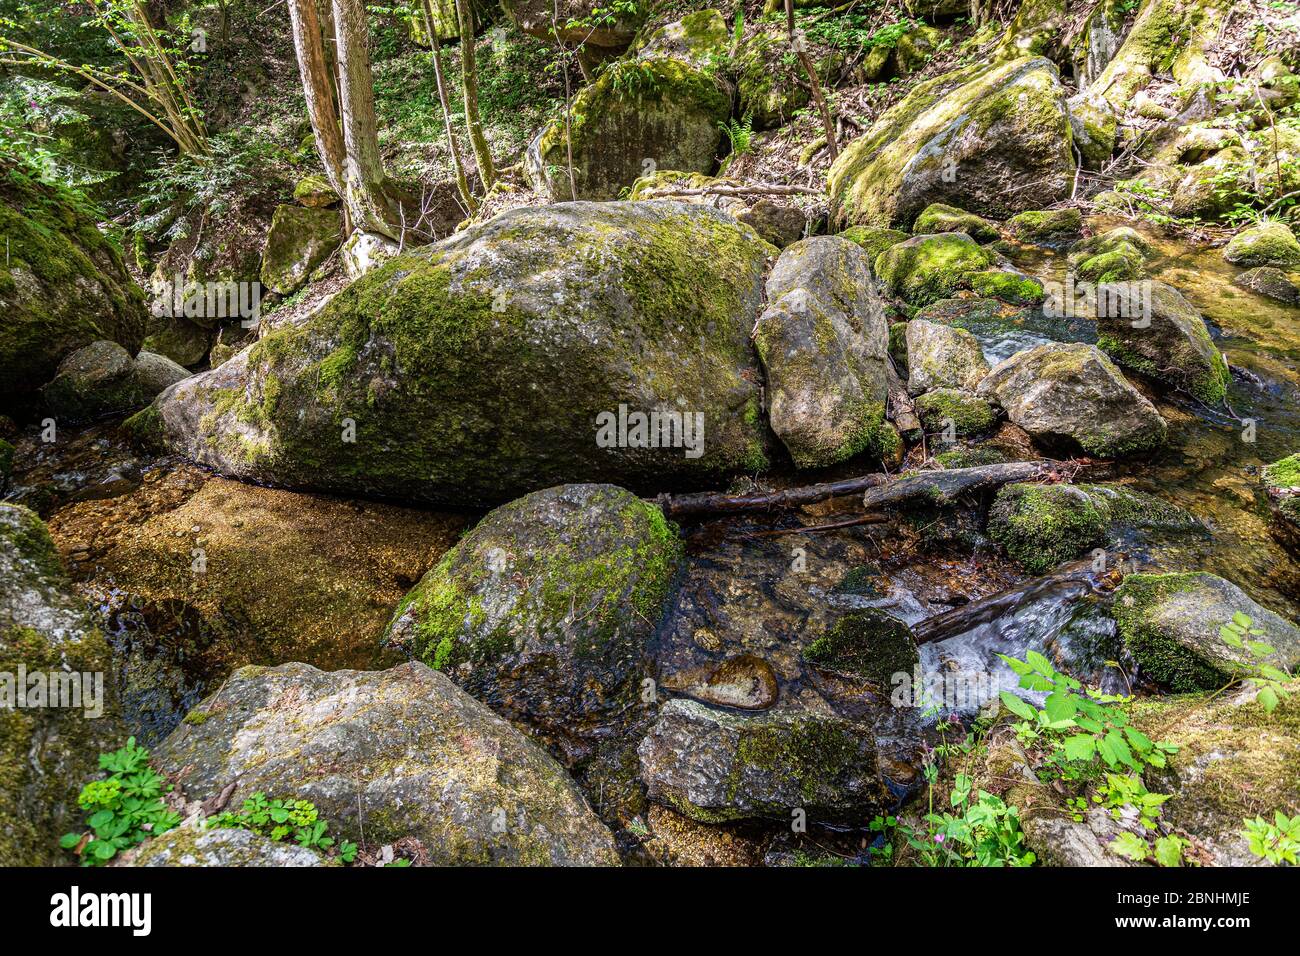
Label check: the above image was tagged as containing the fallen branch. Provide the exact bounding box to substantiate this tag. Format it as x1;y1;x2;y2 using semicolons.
885;362;921;438
860;460;1064;510
641;184;825;199
658;473;889;520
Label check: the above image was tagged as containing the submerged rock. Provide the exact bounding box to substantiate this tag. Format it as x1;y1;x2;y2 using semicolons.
0;503;121;866
668;654;780;711
977;343;1166;458
804;609;919;686
1112;572;1300;692
1233;266;1300;305
638;698;888;825
828;57;1074;228
123;826;328;867
141;202;773;506
0;163;147;404
1094;280;1229;405
154;661;621;865
754;237;893;468
385;483;681;764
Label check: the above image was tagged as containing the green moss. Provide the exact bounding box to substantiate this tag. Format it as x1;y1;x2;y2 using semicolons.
912;203;1000;242
1265;454;1300;491
804;608;919;685
987;483;1107;574
875;233;993;307
840;225;909;262
1224;221;1300;267
968;270;1045;305
914;388;997;437
935;446;1008;469
1110;573;1228;692
1007;208;1082;244
732;717;866;807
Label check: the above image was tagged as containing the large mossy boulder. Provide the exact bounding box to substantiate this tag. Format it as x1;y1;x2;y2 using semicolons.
1224;221;1300;268
0;503;122;866
912;203;1000;242
1094;280;1229;405
0;163;147;404
154;661;620;865
1007;207;1083;246
501;0;644;50
736;25;842;129
753;236;893;468
259;204;342;296
875;232;993;306
828;57;1074;229
637;698;889;825
904;319;990;395
385;484;681;764
977;343;1166;458
39;341;187;422
527;57;730;200
140;202;773;506
1112;572;1300;692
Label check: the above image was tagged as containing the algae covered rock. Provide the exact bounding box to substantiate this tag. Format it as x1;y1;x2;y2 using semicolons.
259;204;342;296
905;319;991;395
1066;92;1117;168
145;201;772;506
154;661;621;865
804;608;919;685
977;343;1167;458
754;236;893;468
968;269;1046;306
637;698;888;824
385;484;681;764
527;57;730;200
913;387;997;438
912;203;1000;242
988;482;1109;574
828;56;1074;229
124;825;328;867
1068;227;1150;283
0;503;122;866
1094;279;1229;404
292;174;338;209
1263;454;1300;556
1224;221;1300;268
839;225;909;261
1233;266;1300;305
0;163;147;403
1007;207;1082;246
875;232;993;306
1112;572;1300;692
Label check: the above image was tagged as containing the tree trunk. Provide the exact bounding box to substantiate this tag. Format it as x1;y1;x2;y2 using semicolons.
785;0;837;161
456;0;496;191
331;0;399;238
420;0;475;213
288;0;346;199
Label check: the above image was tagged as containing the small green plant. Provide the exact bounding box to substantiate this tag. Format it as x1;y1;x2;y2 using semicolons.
911;775;1036;867
1220;612;1293;713
209;792;357;862
718;113;754;157
1110;831;1189;866
59;737;182;866
1241;812;1300;864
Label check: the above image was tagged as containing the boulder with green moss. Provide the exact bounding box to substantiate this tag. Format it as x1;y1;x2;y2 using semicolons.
153;661;620;865
1;503;122;866
501;0;643;50
385;484;681;764
1224;221;1300;268
634;10;729;68
914;388;997;438
968;269;1046;305
1112;572;1300;692
840;225;909;261
804;609;919;685
978;343;1166;458
1233;266;1300;305
142;317;211;368
875;232;993;306
0;162;147;404
754;237;893;468
259;204;342;296
292;174;338;208
1007;207;1083;246
912;203;1001;242
124;825;328;867
828;57;1074;229
527;56;730;200
628;169;807;247
1066;92;1117;168
637;698;888;824
1094;280;1229;404
39;341;188;423
736;25;843;129
1263;454;1300;556
1169;148;1254;220
144;202;773;505
1068;227;1151;283
905;319;990;395
988;483;1109;574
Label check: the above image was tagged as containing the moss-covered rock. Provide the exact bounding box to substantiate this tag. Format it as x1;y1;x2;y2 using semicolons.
39;340;141;422
153;661;621;865
904;319;990;394
977;343;1167;458
634;10;729;68
1224;221;1300;268
501;0;643;50
875;232;993;306
292;174;338;209
0;162;147;404
913;388;998;438
1007;207;1083;246
1066;92;1117;168
637;698;888;825
968;269;1046;305
1263;453;1300;557
828;57;1075;228
527;56;730;200
259;204;342;296
988;483;1109;574
1232;266;1300;305
1094;279;1229;404
1112;572;1300;692
912;203;1001;242
735;25;843;129
146;201;773;505
839;225;910;261
804;608;919;685
1068;226;1151;283
385;484;681;764
0;503;122;866
754;237;892;468
1169;147;1254;220
628;169;807;247
124;825;328;867
142;317;211;368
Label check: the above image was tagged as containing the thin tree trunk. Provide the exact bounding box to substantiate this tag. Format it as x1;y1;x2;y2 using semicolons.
456;0;495;190
288;0;346;198
332;0;399;238
785;0;837;161
420;0;475;212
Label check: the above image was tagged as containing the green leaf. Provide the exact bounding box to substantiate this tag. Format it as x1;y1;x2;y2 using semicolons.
1154;835;1183;867
1062;734;1096;761
1025;650;1053;676
1259;686;1279;713
1110;832;1149;861
999;691;1037;720
1043;691;1076;722
59;832;83;849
